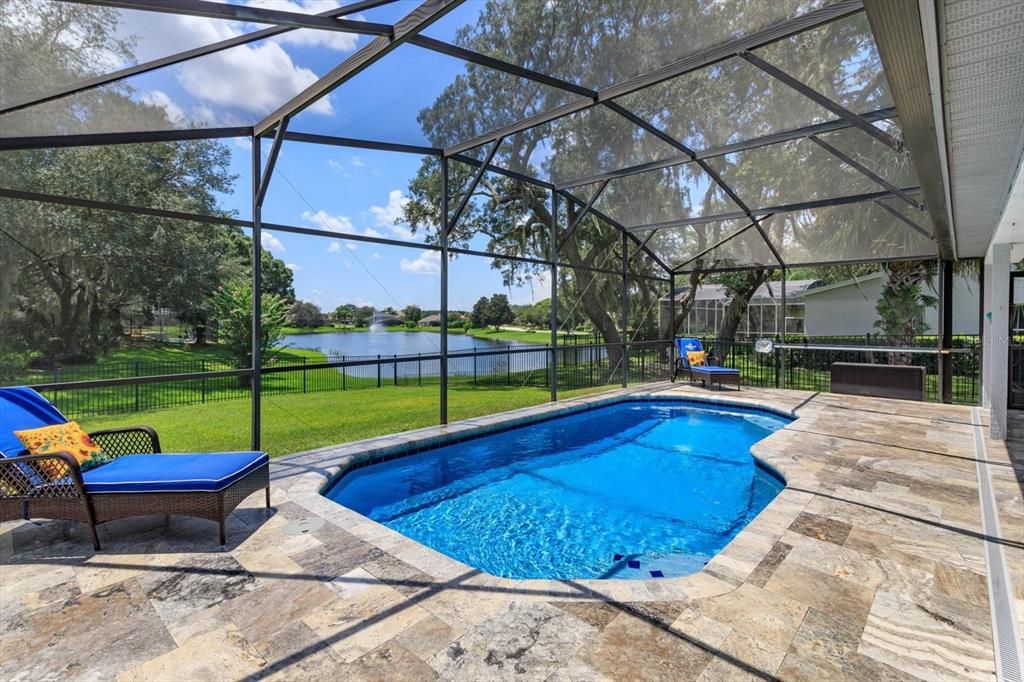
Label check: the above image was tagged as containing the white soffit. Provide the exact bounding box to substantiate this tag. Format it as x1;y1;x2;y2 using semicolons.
942;0;1024;258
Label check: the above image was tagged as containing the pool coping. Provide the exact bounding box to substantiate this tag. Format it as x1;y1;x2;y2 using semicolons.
274;383;821;603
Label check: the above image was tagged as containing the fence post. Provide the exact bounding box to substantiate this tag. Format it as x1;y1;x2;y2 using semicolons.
417;353;422;386
473;352;477;385
133;361;140;412
377;354;381;388
774;339;781;388
342;355;346;391
302;357;307;393
507;346;511;385
201;360;207;403
393;354;398;386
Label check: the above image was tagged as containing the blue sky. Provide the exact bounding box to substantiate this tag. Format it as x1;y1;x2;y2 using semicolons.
91;1;550;313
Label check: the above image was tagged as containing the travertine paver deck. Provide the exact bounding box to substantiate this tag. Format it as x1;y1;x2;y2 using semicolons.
1;386;1021;681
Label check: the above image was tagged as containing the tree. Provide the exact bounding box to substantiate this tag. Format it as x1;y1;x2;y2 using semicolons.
287;300;324;328
333;303;357;323
353;306;374;327
402;304;423;324
0;1;296;362
485;294;515;330
470;297;490;328
400;3;912;362
210;282;287;373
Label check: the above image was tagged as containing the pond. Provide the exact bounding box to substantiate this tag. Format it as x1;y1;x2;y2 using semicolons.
282;330;527;357
281;330;553;379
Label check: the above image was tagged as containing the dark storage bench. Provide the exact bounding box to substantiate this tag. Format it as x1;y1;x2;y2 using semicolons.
829;362;927;401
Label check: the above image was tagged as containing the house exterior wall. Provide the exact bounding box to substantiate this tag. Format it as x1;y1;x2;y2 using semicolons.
804;274;980;336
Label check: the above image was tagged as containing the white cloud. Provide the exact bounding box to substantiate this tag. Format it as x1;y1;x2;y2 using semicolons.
303;210;353;233
370;189;414;239
345;242;358;251
327;241;341;253
140;90;185;124
285;262;301;272
262;233;286;253
178;41;333;117
372;252;381;259
350;156;365;167
400;250;441;276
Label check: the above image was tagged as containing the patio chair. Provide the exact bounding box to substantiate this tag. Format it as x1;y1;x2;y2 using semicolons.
670;338;741;390
0;386;269;549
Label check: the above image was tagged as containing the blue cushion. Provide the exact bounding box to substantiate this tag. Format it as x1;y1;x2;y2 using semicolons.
0;387;68;457
691;366;740;374
83;452;268;493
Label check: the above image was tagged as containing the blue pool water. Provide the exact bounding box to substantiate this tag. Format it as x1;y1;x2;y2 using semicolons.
324;399;789;580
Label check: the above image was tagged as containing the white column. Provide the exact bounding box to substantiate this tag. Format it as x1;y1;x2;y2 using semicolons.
986;243;1011;439
982;260;993;408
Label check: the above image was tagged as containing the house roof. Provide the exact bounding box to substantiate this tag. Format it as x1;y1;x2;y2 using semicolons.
662;279;825;303
800;271;886;297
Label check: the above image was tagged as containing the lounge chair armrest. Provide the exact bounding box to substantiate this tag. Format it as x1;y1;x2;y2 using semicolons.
89;426;161;457
0;452;86;499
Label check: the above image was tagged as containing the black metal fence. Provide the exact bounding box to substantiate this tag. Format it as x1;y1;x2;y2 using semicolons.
1;335;981;420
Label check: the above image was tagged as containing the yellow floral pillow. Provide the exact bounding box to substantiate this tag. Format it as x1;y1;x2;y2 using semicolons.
14;422;103;479
687;350;707;367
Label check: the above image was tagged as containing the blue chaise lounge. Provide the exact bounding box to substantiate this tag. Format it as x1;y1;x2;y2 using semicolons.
670;337;741;390
0;387;269;549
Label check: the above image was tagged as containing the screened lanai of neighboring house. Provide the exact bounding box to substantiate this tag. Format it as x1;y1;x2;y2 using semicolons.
1;0;1021;444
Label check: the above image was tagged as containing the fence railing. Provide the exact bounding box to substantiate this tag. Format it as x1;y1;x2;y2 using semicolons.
1;334;981;420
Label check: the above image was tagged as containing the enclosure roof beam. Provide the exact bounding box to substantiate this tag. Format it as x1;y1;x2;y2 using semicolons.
59;0;393;35
559;190;675;275
446;137;503;236
0;127;253;150
675;253;937;275
603;100;785;267
1;1;394;116
255;0;462;136
557;180;609;249
872;199;935;241
669;221;759;272
443;0;863;157
622;186;922;233
407;36;599;100
0;187;252;227
807;135;923;209
553;106;897;191
255;119;288;208
280;131;442;157
738;50;901;152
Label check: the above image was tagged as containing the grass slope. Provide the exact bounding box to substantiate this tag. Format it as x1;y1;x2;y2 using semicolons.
80;384;615;457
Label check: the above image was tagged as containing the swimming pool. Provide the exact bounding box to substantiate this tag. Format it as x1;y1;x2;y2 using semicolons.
324;399;789;580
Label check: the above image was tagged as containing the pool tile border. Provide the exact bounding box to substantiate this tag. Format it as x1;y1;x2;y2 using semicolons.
274;384;821;603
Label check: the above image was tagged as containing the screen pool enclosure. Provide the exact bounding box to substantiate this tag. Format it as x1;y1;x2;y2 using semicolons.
0;0;955;448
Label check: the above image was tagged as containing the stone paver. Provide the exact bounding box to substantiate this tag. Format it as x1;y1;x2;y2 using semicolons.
1;385;1020;681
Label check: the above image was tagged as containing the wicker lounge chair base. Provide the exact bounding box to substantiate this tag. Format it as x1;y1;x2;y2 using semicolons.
1;387;271;550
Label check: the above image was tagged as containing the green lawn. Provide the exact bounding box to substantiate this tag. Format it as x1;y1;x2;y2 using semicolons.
80;383;617;457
